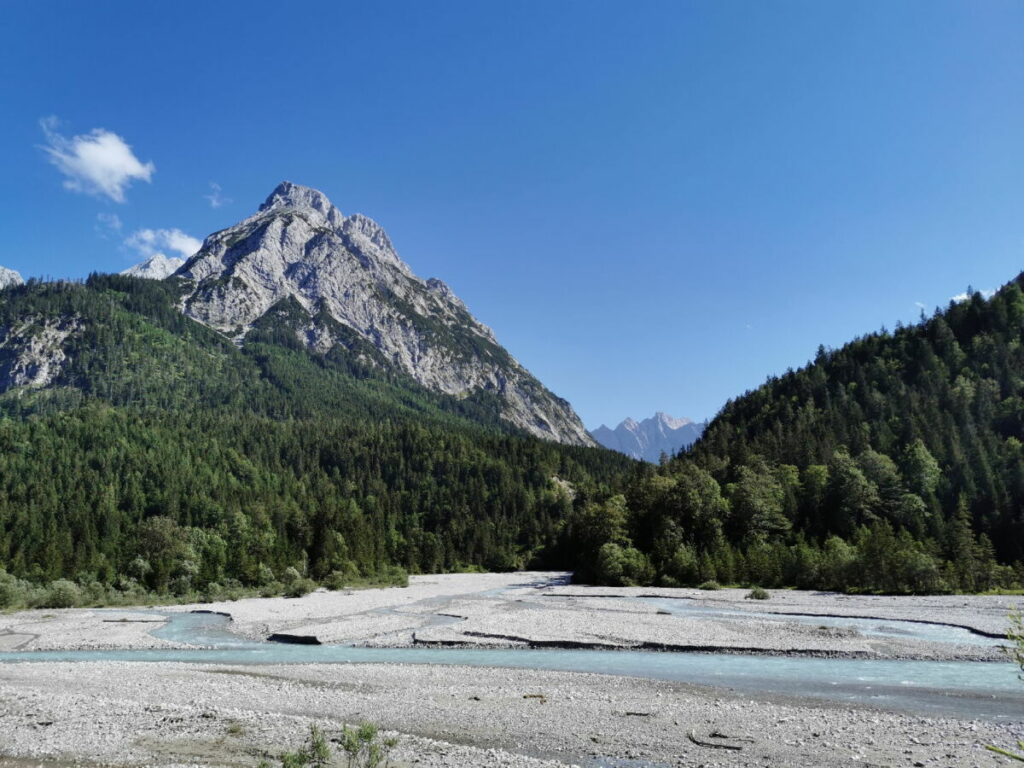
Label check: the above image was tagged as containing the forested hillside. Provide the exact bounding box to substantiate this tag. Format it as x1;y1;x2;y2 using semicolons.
0;276;629;606
566;278;1024;593
3;271;1023;604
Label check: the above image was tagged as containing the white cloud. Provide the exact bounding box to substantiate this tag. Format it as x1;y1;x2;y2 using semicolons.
124;228;201;261
39;116;155;202
914;301;926;309
204;181;231;209
951;289;995;303
95;212;123;238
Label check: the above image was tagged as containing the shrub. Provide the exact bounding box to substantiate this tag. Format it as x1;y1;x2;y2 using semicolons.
169;575;193;596
286;578;317;598
985;610;1024;761
325;568;356;591
745;586;770;600
0;572;26;609
697;580;721;590
260;580;284;598
204;582;223;601
594;542;654;586
266;722;399;768
339;722;399;768
1010;608;1023;678
41;579;81;608
256;563;276;586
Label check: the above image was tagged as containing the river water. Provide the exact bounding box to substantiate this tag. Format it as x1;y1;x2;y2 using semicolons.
0;611;1020;722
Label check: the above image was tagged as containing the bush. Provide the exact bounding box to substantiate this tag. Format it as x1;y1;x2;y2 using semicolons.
0;572;27;609
745;586;770;600
697;580;721;590
256;563;276;586
169;575;193;596
594;542;654;586
286;578;317;598
204;582;223;601
41;579;81;608
266;721;398;768
260;580;284;598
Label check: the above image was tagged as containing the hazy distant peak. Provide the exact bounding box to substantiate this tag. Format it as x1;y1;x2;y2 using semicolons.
653;411;693;430
590;412;706;463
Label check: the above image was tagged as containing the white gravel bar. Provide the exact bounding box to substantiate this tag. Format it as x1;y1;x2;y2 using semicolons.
0;660;1020;768
0;572;1021;767
1;572;1013;660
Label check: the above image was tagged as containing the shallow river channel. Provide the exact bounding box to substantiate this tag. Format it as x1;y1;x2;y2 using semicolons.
1;610;1020;722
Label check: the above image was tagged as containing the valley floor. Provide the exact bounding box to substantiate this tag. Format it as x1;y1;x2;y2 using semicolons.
0;573;1021;767
0;571;1015;659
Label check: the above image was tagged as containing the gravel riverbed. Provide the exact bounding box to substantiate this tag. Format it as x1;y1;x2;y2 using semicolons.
0;660;1021;767
0;573;1020;766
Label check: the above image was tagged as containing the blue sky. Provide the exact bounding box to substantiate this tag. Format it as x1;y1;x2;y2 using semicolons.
1;1;1022;428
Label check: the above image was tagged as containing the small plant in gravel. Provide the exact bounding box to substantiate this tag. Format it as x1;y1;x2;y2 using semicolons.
984;609;1024;762
1010;607;1024;678
697;580;721;590
226;721;245;736
280;724;331;768
339;722;398;768
260;722;398;768
745;586;770;600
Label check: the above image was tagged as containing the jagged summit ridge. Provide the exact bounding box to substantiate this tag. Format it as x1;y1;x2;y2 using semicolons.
591;412;706;462
260;181;345;229
176;182;594;446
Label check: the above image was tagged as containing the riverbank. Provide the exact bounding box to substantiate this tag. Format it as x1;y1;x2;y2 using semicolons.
0;573;1021;767
1;660;1021;768
0;572;1014;661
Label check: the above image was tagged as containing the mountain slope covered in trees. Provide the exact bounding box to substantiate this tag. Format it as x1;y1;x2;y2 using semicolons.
0;275;629;605
3;268;1023;603
565;278;1024;593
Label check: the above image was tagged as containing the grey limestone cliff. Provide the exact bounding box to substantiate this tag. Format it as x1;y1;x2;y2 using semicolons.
175;182;595;446
0;267;24;289
122;254;186;280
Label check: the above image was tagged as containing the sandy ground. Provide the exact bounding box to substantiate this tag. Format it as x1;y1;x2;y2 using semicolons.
0;573;1021;767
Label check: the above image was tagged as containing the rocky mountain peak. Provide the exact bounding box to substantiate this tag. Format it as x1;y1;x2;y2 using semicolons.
174;183;594;446
259;181;345;229
122;254;186;280
0;266;25;289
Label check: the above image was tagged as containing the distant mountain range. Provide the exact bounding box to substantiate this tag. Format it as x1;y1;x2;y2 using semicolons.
590;412;706;462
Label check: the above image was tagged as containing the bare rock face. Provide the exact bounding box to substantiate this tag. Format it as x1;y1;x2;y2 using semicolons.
176;182;594;446
122;254;186;280
0;316;81;389
0;267;24;289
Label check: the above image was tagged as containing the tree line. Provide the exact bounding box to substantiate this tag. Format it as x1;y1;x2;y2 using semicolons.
1;273;1023;603
560;279;1024;593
